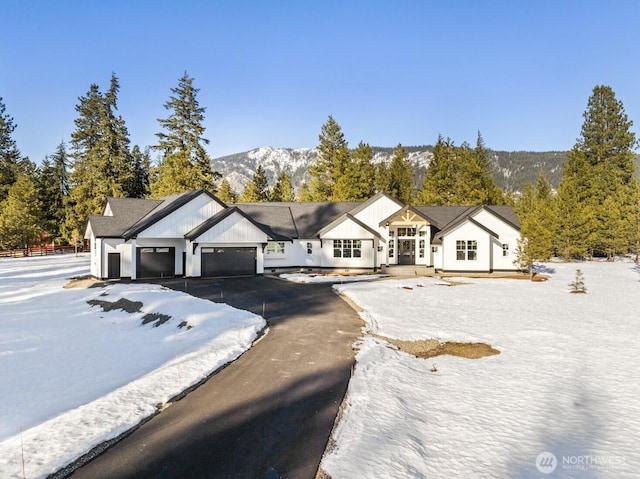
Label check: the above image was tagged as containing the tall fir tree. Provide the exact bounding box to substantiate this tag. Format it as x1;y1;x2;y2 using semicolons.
514;171;557;274
333;141;376;201
37;142;69;240
0;97;24;202
152;72;219;197
66;74;134;240
307;115;350;201
417;133;503;205
386;144;414;204
0;174;42;249
270;171;296;202
217;178;238;204
127;145;151;198
239;164;269;202
555;85;638;258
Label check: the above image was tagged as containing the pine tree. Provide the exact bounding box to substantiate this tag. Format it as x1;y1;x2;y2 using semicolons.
127;145;151;198
239;164;269;202
152;72;219;197
37;142;69;240
555;85;638;258
66;74;135;240
270;171;295;202
0;174;42;250
308;116;350;201
217;178;237;204
333;141;376;201
417;133;503;205
387;144;414;204
0;97;23;202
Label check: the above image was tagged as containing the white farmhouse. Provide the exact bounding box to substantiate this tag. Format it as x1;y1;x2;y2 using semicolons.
85;190;521;279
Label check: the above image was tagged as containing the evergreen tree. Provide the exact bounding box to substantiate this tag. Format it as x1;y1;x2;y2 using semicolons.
152;72;219;197
66;74;134;239
555;85;638;258
418;133;503;205
239;164;269;202
270;171;295;202
333;141;376;201
217;178;238;204
0;174;42;249
127;145;151;198
308;115;350;201
387;144;414;204
297;182;313;202
0;97;23;202
37;142;69;240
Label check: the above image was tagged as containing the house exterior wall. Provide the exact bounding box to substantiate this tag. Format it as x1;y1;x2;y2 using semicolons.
319;238;376;269
441;222;493;272
353;195;402;268
137;193;224;238
471;210;520;271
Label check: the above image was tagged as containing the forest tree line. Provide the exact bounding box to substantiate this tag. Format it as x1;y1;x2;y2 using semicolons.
0;75;638;264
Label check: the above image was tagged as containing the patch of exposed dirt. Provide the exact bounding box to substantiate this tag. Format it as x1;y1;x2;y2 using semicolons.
142;312;172;327
87;298;143;313
64;275;108;289
376;335;500;359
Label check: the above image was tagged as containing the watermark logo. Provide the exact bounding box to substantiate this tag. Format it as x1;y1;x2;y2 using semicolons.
536;451;558;474
536;451;626;474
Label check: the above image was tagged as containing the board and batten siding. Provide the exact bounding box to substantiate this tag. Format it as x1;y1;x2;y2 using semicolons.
137;193;224;238
441;221;493;272
471;209;520;271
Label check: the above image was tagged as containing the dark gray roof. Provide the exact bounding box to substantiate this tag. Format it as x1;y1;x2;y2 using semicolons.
237;201;361;238
185;207;289;241
123;190;225;240
86;198;162;238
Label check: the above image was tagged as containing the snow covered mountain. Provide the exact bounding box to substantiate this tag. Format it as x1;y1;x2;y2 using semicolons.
211;146;434;193
211;146;570;194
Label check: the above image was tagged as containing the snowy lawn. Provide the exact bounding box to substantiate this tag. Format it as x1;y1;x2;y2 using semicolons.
322;261;640;478
0;254;265;479
280;272;385;283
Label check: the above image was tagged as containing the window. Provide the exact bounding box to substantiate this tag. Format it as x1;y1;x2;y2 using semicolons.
419;239;425;258
389;239;395;258
306;242;313;255
502;243;509;257
397;227;416;237
456;240;477;261
266;241;285;255
333;239;362;258
431;246;438;254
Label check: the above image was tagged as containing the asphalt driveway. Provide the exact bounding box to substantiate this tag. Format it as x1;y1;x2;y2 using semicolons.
66;275;363;479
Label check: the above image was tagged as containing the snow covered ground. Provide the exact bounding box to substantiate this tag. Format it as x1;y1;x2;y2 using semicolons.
321;261;640;478
0;254;265;479
280;272;385;283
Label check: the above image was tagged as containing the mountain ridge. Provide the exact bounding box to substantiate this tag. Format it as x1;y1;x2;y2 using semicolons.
211;146;568;195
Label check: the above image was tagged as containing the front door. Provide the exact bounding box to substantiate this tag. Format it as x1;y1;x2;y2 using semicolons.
107;253;121;279
398;239;415;265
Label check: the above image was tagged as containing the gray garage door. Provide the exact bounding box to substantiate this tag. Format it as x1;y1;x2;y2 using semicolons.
201;247;256;277
137;247;175;279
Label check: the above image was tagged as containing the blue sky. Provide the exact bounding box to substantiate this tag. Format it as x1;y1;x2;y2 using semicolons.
2;0;640;163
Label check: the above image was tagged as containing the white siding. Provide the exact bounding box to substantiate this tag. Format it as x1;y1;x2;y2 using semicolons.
472;209;521;271
320;239;376;269
100;238;131;278
442;222;492;272
320;219;377;240
192;213;269;243
137;193;224;238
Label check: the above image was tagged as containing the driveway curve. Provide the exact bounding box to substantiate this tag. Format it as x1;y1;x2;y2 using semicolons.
67;275;362;479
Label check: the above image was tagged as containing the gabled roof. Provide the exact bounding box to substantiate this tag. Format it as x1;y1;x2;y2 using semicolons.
184;206;288;241
433;206;504;240
86;198;162;238
317;213;384;240
236;201;361;238
379;205;439;227
348;191;405;218
122;189;226;241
